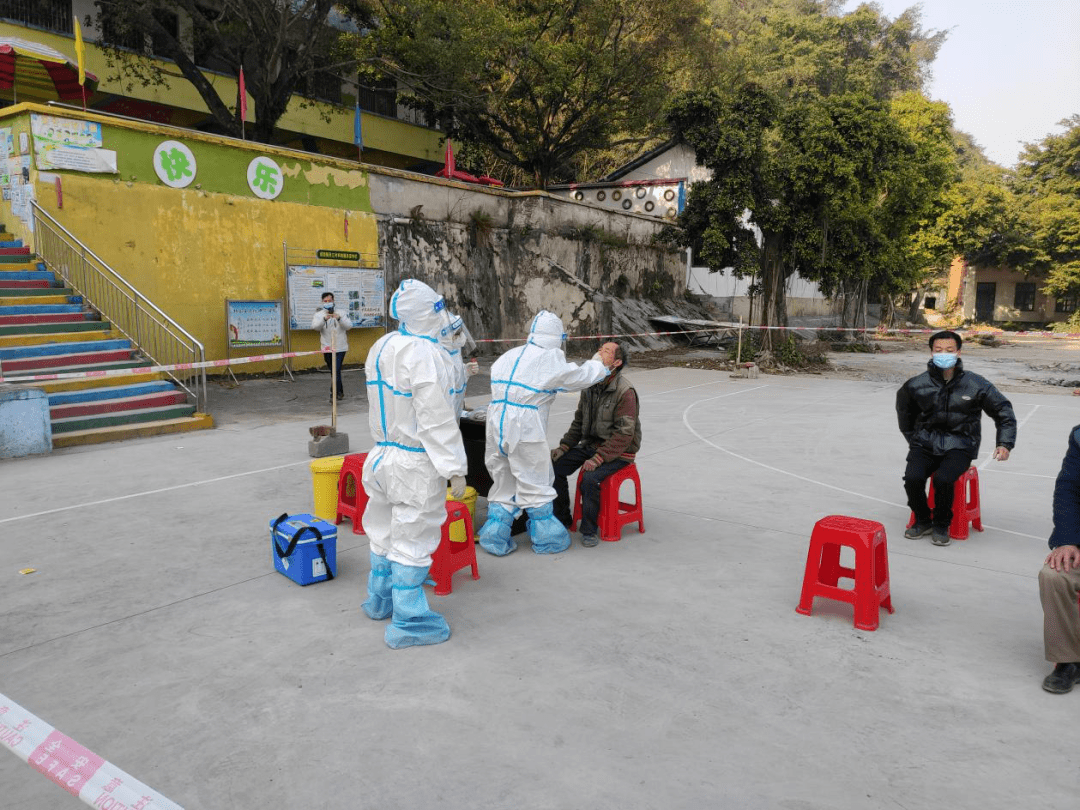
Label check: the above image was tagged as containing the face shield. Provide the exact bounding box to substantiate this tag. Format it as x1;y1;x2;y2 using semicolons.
446;315;478;357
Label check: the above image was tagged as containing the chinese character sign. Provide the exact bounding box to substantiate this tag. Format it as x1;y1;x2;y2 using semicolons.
247;156;283;200
154;140;197;189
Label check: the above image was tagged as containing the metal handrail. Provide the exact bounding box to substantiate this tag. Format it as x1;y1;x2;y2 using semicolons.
29;201;207;413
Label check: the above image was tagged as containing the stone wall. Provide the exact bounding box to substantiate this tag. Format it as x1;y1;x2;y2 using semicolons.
368;170;687;347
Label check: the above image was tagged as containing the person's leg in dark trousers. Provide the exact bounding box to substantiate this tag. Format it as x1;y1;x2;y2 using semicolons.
903;446;941;527
324;350;346;396
552;445;595;526
929;449;974;529
576;458;630;536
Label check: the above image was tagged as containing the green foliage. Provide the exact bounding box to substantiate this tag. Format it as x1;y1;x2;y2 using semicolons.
343;0;709;187
93;1;349;143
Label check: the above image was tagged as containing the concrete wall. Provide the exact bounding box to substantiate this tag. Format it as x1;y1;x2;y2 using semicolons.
0;386;51;458
366;170;686;345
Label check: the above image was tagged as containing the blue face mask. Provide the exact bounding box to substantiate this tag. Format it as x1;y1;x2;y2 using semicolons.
322;302;334;311
931;352;958;369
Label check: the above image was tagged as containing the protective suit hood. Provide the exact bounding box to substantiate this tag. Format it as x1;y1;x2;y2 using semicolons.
390;279;454;345
528;310;566;350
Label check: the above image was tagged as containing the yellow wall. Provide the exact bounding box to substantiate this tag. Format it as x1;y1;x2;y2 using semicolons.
0;21;444;164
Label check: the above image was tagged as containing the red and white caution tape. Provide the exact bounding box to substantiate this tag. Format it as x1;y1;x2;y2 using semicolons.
0;693;183;809
0;350;324;384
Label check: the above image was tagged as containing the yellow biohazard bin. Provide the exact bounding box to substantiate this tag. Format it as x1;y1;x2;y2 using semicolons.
310;455;346;523
446;485;478;542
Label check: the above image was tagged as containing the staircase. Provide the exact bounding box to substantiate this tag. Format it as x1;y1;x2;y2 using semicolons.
0;222;212;448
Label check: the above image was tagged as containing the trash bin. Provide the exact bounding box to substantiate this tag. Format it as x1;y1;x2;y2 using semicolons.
445;485;478;542
459;412;492;496
310;455;346;523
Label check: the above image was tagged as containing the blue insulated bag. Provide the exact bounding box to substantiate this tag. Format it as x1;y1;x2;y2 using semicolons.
270;513;337;586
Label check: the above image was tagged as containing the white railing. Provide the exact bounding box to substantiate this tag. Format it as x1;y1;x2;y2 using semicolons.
30;202;207;413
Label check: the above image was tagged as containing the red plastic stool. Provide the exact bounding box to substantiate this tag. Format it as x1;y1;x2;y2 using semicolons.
570;462;644;542
905;466;982;540
796;515;894;631
336;453;369;535
429;500;480;596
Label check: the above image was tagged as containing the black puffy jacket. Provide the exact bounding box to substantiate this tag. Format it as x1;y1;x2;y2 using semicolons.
896;358;1017;456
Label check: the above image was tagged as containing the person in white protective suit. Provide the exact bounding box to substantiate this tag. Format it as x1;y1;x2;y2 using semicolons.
360;279;469;649
442;312;480;416
477;310;611;556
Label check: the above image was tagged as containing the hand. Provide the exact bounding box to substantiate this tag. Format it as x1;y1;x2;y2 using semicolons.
1045;545;1080;572
551;444;569;462
465;359;480;377
993;446;1010;461
582;455;602;472
449;475;467;500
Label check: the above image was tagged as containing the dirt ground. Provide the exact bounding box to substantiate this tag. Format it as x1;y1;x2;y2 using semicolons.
629;332;1080;397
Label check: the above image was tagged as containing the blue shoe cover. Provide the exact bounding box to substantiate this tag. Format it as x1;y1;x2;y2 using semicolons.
477;502;518;556
361;551;392;620
385;562;450;649
527;503;571;554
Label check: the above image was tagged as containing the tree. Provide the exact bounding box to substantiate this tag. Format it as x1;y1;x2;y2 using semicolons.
342;0;709;188
93;1;356;143
1011;117;1080;299
667;2;949;342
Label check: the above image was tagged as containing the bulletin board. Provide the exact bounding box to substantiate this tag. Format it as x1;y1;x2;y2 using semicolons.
224;299;291;381
283;245;384;330
226;299;284;348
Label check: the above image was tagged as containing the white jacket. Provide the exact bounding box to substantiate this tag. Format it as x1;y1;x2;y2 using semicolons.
311;308;352;352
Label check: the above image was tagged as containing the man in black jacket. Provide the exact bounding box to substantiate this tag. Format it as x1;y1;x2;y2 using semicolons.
896;330;1017;546
1039;425;1080;693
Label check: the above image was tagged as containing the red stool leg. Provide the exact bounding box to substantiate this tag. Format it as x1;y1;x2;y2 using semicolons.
968;468;983;532
852;541;881;631
795;536;827;616
948;471;970;540
570;475;583;532
875;536;894;615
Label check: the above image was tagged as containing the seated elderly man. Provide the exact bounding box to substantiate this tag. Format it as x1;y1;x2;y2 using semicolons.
1039;424;1080;694
551;341;642;547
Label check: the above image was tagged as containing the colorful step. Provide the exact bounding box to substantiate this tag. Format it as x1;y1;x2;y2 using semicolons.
0;304;87;316
0;321;110;337
48;381;179;406
0;338;132;361
0;312;97;326
0;326;116;346
0;279;55;288
51;414;214;448
0;294;81;307
50;390;189;421
0;349;136;373
51;403;197;433
0;287;75;297
0;246;30;256
0;270;55;282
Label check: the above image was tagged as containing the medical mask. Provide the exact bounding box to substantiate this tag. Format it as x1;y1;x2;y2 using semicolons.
322;302;334;312
931;352;958;369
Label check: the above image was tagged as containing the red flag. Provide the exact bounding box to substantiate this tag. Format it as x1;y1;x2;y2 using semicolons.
444;139;455;176
238;67;248;122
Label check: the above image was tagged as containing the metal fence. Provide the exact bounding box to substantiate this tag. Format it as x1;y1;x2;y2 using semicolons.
0;0;74;35
31;202;207;413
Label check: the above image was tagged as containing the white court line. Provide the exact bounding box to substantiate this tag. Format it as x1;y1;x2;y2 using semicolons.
0;460;311;525
682;394;1046;541
3;378;756;524
979;404;1040;470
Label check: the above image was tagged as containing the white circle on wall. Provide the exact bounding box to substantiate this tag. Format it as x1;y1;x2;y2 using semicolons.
247;156;284;200
153;140;197;188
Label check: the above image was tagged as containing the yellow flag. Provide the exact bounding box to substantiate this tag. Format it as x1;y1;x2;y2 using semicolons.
74;16;85;86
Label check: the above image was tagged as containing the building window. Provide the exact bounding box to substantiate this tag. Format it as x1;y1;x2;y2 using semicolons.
357;76;398;117
0;0;73;34
1056;293;1078;314
924;296;937;310
1014;282;1037;312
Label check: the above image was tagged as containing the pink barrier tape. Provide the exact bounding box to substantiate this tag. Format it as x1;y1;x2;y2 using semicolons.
0;693;183;809
474;325;1080;343
0;350;324;384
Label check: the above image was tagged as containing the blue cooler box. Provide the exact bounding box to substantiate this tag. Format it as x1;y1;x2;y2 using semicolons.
270;513;338;586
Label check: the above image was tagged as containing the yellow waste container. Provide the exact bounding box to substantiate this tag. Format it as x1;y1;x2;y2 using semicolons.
446;485;478;542
310;455;346;523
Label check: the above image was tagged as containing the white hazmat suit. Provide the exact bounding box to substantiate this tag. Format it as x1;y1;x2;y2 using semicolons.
361;279;468;648
477;311;609;555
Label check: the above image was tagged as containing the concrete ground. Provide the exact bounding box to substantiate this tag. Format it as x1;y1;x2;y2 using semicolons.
2;355;1077;810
